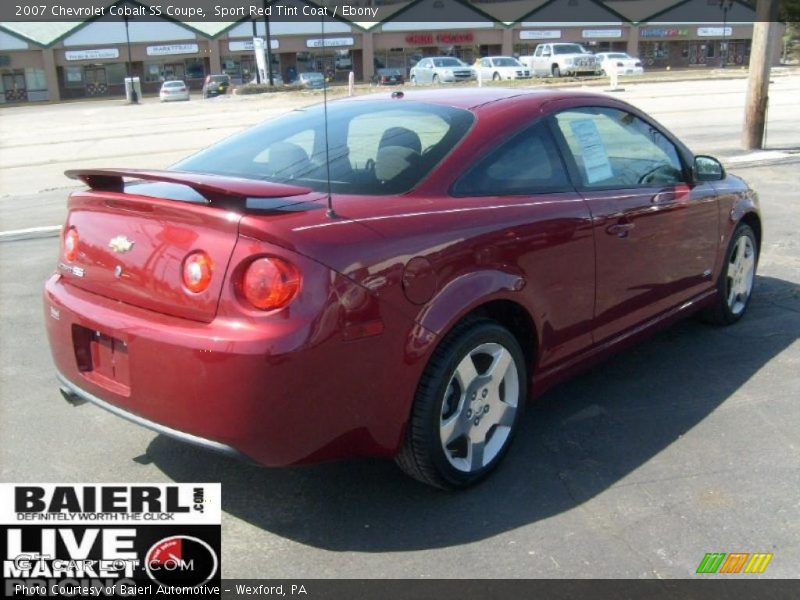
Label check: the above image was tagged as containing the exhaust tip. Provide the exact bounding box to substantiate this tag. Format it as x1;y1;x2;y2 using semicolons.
60;387;87;406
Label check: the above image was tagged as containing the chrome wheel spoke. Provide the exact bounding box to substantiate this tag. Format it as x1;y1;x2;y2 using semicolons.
440;408;468;446
487;347;512;381
453;356;479;389
468;440;485;471
495;402;516;428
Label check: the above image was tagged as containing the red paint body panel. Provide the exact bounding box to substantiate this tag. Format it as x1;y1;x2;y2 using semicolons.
44;89;761;466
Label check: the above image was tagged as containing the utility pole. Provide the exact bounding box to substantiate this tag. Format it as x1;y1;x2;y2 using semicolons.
263;0;274;85
252;19;261;84
742;0;779;149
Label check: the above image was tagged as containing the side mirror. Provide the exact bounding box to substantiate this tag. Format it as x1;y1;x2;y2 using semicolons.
694;155;725;181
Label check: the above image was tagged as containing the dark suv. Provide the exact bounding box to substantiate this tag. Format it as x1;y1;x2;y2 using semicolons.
202;74;230;98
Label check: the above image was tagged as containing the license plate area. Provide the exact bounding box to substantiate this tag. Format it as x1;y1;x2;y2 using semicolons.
72;325;131;396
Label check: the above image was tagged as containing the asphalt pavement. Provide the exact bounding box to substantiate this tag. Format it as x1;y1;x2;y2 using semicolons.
0;76;798;578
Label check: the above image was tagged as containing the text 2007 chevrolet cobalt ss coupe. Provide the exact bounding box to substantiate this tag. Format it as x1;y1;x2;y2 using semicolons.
45;89;760;489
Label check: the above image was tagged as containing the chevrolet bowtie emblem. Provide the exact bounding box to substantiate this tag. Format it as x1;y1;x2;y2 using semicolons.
109;235;134;254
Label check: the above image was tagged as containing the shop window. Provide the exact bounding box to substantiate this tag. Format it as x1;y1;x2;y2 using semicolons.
105;63;127;86
185;58;205;80
24;68;46;91
222;57;241;78
334;50;352;71
706;44;715;58
65;66;84;87
145;63;163;83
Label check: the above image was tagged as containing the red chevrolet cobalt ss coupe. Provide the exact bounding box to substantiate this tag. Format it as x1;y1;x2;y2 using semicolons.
45;89;760;489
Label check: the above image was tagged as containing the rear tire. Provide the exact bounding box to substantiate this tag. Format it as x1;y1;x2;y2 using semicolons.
395;318;527;490
701;223;758;325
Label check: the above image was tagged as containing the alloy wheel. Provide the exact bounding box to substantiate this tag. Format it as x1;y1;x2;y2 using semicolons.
439;342;519;473
726;234;756;315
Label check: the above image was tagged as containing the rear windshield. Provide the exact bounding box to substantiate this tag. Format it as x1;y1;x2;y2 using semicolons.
173;101;474;196
554;44;587;55
163;81;184;87
209;75;229;82
493;57;520;67
432;58;462;67
302;73;324;81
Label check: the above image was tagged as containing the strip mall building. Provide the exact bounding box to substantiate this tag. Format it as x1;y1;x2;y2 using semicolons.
0;0;780;104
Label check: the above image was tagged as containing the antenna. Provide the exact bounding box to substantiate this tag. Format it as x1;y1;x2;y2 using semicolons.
321;1;337;219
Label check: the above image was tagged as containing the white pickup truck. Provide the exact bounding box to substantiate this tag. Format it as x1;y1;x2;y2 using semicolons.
520;43;598;77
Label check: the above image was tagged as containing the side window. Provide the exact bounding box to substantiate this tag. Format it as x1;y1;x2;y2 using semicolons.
534;46;542;57
453;122;570;196
554;107;684;188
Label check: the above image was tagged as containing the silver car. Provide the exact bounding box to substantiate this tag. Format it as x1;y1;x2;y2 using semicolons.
159;80;190;102
409;57;475;84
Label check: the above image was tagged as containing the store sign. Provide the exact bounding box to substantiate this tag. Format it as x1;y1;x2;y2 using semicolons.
641;27;690;38
146;43;199;56
519;30;561;40
229;39;279;52
306;37;354;48
65;48;119;61
697;27;733;37
582;29;622;39
405;32;474;45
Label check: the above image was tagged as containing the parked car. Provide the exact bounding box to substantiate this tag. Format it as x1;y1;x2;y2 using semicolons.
594;52;645;76
409;57;475;84
474;56;532;81
523;43;598;77
298;72;326;90
372;68;405;86
48;88;760;489
202;74;230;98
158;80;190;102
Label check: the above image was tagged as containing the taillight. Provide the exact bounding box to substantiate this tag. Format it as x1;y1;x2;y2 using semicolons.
63;227;79;262
182;251;213;293
241;257;300;311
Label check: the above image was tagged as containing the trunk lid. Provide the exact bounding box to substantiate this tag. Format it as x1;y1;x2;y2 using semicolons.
59;169;312;323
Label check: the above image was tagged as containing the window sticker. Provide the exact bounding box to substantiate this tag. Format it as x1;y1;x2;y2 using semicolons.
570;118;614;184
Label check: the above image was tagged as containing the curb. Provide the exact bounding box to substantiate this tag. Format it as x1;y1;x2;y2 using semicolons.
0;225;61;242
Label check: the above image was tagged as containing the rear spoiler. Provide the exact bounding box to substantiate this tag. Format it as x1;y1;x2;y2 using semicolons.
64;168;312;203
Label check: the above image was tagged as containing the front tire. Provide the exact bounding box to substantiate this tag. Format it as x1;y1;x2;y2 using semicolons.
492;72;501;81
701;222;758;325
552;65;561;78
395;319;527;489
432;74;440;84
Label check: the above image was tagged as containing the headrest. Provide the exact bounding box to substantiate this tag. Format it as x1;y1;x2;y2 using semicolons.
378;127;422;154
269;142;310;179
375;146;419;183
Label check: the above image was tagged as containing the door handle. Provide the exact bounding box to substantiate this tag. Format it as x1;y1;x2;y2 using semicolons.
606;222;635;238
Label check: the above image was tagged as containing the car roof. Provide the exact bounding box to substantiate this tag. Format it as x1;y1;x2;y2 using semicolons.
344;87;599;111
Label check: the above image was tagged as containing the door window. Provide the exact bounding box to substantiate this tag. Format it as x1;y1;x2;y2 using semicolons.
453;122;570;196
554;107;684;188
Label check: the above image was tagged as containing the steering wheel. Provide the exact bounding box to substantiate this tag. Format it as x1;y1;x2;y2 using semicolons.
637;164;679;185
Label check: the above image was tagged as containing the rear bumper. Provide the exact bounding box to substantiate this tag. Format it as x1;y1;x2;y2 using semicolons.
58;372;252;462
44;273;416;466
